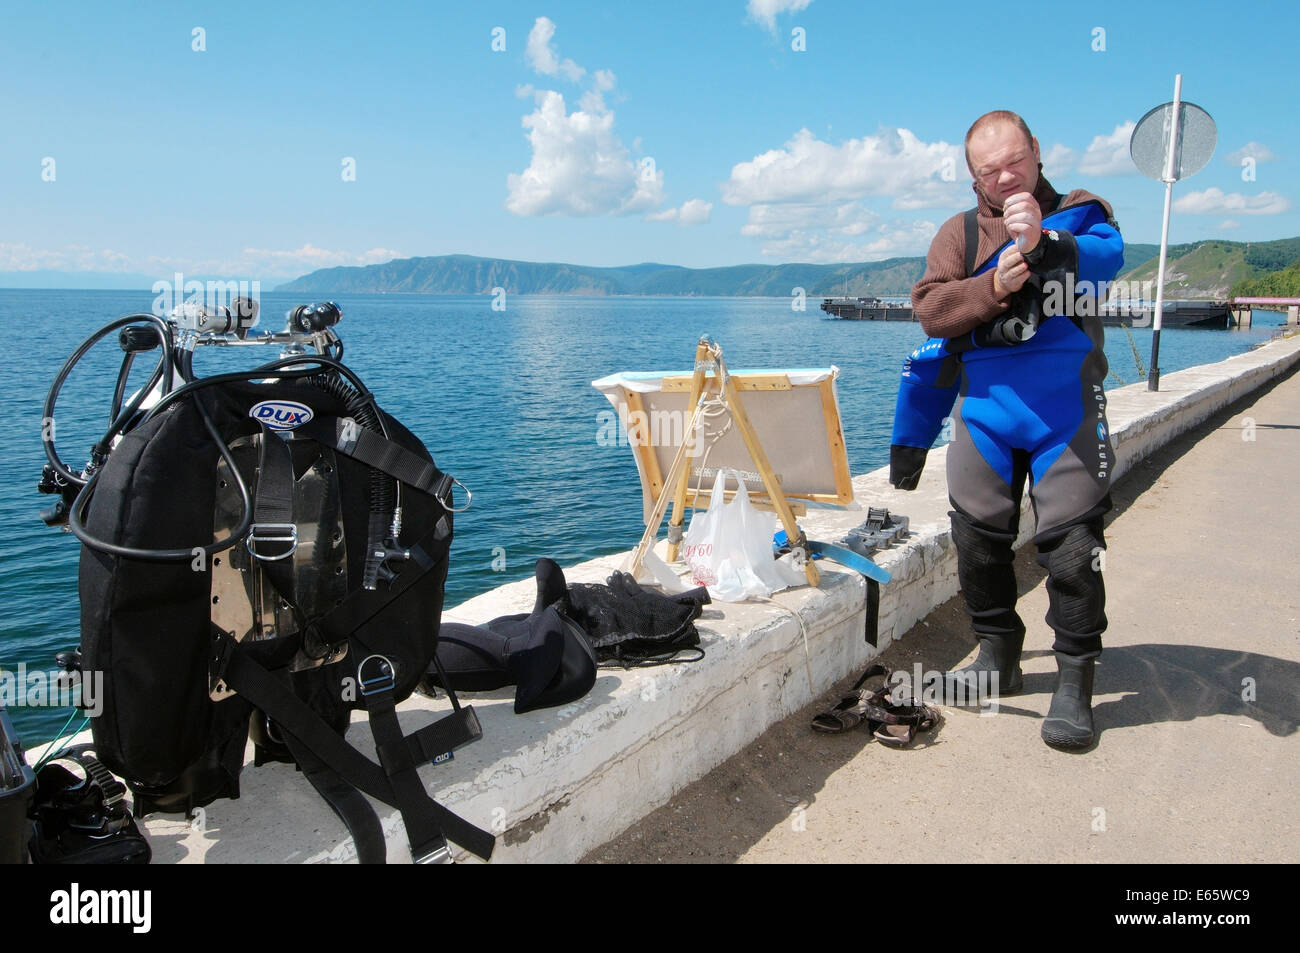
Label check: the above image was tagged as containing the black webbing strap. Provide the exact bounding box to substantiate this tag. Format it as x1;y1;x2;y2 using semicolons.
864;578;880;647
358;656;453;864
215;631;495;861
248;424;299;598
313;513;448;645
963;207;979;278
408;706;482;764
247;424;339;657
283;733;387;864
244;423;451;654
298;417;452;499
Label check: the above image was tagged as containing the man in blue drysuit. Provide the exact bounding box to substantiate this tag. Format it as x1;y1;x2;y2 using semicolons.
898;110;1124;749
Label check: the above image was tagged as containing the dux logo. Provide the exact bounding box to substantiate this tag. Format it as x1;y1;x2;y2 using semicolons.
249;400;313;431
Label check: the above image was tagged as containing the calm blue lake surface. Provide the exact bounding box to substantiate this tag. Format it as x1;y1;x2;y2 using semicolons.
0;289;1284;742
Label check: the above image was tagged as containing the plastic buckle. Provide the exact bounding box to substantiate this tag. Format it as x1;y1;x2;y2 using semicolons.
363;541;411;590
357;654;396;697
412;838;454;865
245;523;298;561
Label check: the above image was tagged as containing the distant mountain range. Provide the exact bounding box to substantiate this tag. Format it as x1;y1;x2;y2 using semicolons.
275;238;1300;300
0;270;299;291
274;253;928;298
7;236;1298;299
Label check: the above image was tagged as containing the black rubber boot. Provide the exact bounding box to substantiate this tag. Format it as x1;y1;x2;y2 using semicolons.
1041;652;1096;749
937;628;1024;706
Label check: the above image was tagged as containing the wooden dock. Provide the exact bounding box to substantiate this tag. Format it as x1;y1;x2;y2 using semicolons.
820;297;916;321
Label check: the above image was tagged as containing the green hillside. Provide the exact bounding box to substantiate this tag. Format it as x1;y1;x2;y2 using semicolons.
1116;236;1300;299
277;236;1300;299
276;253;926;297
1232;257;1300;297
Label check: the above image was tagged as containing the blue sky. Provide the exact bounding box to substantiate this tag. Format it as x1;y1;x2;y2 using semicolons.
2;0;1297;285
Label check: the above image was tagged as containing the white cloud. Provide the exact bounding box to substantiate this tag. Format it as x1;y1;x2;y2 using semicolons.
577;69;618;113
1225;141;1278;164
0;242;133;272
892;180;967;210
526;17;585;82
1077;121;1137;176
747;0;814;33
507;89;663;216
756;219;938;263
739;203;934;261
1172;188;1290;216
678;199;712;225
242;245;403;268
510;22;668;218
1041;142;1078;180
649;199;713;224
741;202;878;238
0;242;401;276
723;128;961;261
1215;219;1241;230
722;127;965;209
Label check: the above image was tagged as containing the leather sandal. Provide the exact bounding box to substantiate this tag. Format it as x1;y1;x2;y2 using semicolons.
812;663;941;747
811;664;893;734
872;699;940;747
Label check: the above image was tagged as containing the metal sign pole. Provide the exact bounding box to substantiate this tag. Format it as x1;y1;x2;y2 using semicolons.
1147;74;1184;391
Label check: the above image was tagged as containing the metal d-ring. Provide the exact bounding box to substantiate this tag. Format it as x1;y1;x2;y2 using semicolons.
357;654;396;697
446;477;472;513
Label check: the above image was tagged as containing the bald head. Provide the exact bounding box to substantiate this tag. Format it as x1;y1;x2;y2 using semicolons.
964;110;1042;208
965;110;1035;172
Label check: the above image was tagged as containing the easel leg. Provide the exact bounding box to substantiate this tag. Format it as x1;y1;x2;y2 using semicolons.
719;369;821;587
666;338;714;563
625;398;710;580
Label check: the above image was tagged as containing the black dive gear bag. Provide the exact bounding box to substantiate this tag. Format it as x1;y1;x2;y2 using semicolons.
77;364;494;863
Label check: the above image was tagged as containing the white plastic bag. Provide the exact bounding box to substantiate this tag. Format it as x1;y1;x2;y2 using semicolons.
680;469;805;602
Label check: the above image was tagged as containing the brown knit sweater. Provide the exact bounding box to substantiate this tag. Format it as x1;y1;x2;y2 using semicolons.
912;173;1114;338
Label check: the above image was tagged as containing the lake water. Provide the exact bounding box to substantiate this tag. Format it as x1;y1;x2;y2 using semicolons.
0;289;1284;742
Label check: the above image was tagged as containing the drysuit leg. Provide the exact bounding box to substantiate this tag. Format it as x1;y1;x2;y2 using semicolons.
1034;508;1108;659
950;506;1024;643
947;402;1030;643
1025;329;1114;661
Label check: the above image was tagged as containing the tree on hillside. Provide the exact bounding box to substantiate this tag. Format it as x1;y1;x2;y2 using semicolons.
1231;256;1300;297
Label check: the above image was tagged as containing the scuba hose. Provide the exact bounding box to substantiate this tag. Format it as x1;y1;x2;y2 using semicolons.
66;346;396;567
45;308;401;579
303;369;400;589
42;314;174;488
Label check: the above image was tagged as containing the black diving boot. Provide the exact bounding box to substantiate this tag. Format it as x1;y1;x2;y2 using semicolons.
1041;652;1096;749
937;628;1024;706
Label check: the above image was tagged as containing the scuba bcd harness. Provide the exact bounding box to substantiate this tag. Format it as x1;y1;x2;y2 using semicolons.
38;299;494;864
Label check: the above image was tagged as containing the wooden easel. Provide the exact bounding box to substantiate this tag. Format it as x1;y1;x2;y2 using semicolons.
626;337;821;588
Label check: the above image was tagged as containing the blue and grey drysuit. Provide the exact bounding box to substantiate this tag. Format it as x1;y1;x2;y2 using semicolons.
890;200;1124;658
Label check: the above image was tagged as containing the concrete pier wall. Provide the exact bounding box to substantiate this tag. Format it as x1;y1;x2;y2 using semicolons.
103;333;1300;863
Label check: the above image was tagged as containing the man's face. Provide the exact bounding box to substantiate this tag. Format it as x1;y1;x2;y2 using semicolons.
967;122;1041;209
